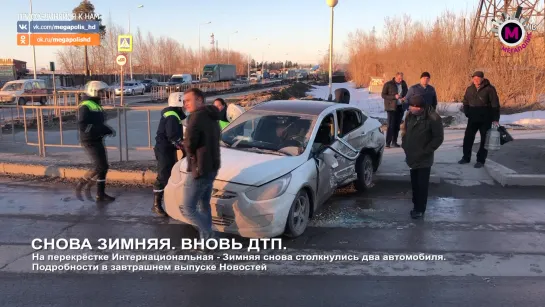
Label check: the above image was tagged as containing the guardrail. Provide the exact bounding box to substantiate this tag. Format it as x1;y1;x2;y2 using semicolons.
150;82;233;101
4;105;165;162
1;79;296;161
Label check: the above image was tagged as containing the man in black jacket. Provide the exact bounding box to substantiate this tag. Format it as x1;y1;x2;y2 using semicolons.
152;93;187;217
381;72;408;147
402;95;444;219
459;71;500;168
180;88;221;241
75;81;116;203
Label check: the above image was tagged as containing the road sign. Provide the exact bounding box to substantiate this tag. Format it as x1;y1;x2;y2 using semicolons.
116;54;127;66
117;35;132;52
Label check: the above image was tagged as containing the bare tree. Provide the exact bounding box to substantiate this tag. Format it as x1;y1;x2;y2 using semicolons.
347;10;545;109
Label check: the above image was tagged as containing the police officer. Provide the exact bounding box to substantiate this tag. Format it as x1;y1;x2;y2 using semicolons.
152;93;187;216
213;98;230;130
75;81;116;203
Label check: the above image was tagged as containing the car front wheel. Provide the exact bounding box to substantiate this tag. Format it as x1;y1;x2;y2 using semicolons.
17;97;26;106
354;154;374;192
131;90;135;96
284;190;310;238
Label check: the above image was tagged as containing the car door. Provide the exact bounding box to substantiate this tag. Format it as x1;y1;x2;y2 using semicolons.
328;108;362;186
313;113;339;203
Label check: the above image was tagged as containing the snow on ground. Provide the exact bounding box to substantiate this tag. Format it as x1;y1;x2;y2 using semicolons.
307;82;545;129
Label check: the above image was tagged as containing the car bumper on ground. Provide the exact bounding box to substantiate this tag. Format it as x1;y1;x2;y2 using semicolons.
166;173;296;238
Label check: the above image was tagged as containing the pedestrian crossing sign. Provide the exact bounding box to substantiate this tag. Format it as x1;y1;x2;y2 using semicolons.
118;35;133;52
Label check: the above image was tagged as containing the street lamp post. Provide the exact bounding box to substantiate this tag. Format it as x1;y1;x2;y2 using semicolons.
326;0;338;101
198;21;212;81
247;38;258;80
283;53;288;79
29;0;37;79
227;31;238;64
128;4;143;81
261;43;271;82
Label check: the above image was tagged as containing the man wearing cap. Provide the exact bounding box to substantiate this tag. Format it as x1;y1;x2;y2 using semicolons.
459;71;500;168
404;72;438;111
401;95;444;219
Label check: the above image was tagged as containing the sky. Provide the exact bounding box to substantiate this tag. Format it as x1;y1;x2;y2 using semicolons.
1;0;477;71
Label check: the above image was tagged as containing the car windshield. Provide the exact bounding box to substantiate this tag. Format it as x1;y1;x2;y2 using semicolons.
142;80;151;83
170;77;183;83
221;111;316;156
124;83;134;86
1;83;23;91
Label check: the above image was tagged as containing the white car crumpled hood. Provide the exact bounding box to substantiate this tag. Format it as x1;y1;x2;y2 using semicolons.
177;147;305;187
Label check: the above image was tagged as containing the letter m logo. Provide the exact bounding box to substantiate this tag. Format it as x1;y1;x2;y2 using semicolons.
504;27;519;40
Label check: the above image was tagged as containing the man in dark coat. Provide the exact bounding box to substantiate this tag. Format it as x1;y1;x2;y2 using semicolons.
381;72;408;147
459;71;500;168
404;72;438;111
152;93;187;217
180;88;221;241
334;88;350;104
401;95;444;219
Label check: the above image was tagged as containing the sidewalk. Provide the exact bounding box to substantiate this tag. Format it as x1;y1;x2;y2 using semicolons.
480;139;545;186
376;144;496;186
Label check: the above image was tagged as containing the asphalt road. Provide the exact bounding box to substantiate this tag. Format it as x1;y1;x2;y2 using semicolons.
0;177;544;306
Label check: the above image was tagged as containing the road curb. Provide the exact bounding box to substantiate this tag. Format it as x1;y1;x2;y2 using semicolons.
375;173;441;184
0;162;156;184
484;159;545;186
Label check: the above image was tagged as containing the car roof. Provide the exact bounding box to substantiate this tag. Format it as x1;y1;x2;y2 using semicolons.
251;100;352;116
7;79;44;84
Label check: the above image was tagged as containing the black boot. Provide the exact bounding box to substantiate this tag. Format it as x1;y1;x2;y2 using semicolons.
152;192;168;217
96;180;115;202
75;178;93;201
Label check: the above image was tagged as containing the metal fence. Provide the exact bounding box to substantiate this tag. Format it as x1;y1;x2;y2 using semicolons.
1;79;295;161
12;105;166;161
149;82;233;101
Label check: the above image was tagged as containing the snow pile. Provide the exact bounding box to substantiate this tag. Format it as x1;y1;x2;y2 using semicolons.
307;82;545;129
501;111;545;128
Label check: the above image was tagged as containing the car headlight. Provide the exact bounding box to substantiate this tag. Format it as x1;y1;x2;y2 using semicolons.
244;173;292;201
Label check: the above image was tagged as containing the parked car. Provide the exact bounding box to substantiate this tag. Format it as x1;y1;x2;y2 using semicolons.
113;81;145;96
0;79;48;105
164;100;385;238
141;79;159;92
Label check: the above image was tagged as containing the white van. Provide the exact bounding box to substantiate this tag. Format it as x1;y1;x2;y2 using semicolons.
169;74;192;85
0;79;48;105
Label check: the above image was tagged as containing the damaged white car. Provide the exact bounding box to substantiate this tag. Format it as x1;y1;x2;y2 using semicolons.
164;100;385;238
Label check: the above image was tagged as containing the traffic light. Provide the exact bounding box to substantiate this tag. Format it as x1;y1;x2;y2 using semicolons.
49;62;55;72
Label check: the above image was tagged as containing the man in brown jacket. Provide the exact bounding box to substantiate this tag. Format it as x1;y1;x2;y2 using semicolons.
381;72;408;148
180;88;221;241
401;95;444;219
